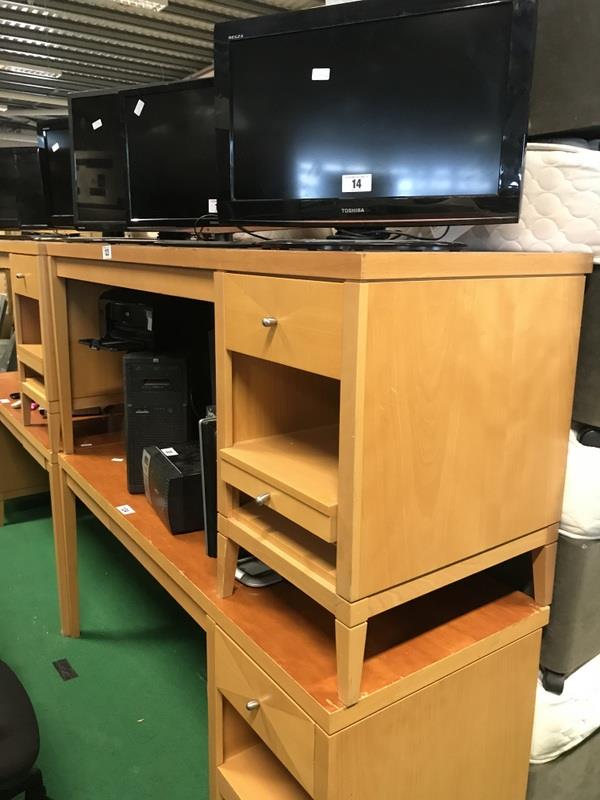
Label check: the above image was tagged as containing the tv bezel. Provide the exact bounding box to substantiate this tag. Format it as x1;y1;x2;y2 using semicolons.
214;0;537;227
37;116;75;229
121;78;218;230
68;87;129;231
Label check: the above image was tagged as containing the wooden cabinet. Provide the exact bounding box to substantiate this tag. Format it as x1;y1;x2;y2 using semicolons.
9;247;61;453
217;262;587;705
212;623;542;800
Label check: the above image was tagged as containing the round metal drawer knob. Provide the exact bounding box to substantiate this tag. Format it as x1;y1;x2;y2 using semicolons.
261;317;278;328
255;493;270;507
246;699;260;712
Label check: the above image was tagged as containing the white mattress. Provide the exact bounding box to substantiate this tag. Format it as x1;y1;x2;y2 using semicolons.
457;143;600;262
531;652;600;764
561;431;600;539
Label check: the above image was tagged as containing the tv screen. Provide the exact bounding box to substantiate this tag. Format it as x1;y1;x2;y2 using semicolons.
14;147;47;228
38;117;74;226
122;79;218;227
215;0;537;227
0;149;18;228
69;90;128;228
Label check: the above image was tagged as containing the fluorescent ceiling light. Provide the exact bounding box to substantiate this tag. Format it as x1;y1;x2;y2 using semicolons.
0;104;7;112
111;0;169;10
0;62;62;78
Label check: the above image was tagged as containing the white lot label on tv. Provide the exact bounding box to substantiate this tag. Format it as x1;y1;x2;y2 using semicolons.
134;99;145;117
208;198;218;214
342;174;372;193
92;118;103;130
161;447;178;457
51;142;60;153
102;244;112;260
312;68;331;81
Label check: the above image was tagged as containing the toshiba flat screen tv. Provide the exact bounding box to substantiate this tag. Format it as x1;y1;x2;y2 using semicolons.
122;79;218;228
214;0;537;227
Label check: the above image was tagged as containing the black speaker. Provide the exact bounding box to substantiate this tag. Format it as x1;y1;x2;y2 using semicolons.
142;443;204;534
124;352;190;493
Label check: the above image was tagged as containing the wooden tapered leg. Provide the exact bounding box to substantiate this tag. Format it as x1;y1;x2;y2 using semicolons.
218;534;239;599
335;619;368;707
50;463;80;637
47;411;61;455
21;394;32;427
0;497;4;527
532;542;558;606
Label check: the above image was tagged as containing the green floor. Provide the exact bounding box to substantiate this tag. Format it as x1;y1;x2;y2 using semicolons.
0;494;209;800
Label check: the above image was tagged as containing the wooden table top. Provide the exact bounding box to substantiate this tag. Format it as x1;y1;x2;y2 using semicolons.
60;433;548;733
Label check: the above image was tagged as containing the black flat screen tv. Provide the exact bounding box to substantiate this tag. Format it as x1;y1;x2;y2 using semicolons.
69;89;128;230
214;0;537;227
14;147;47;229
38;117;74;227
0;149;18;228
122;79;218;228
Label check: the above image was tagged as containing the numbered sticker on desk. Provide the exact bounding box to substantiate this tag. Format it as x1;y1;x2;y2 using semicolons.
102;244;112;260
116;504;135;516
342;174;372;193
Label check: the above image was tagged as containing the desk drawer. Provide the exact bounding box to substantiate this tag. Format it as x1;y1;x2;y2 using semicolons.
215;627;316;795
11;256;40;300
222;273;344;379
221;458;337;543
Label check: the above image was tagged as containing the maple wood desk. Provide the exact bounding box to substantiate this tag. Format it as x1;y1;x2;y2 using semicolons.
34;243;596;797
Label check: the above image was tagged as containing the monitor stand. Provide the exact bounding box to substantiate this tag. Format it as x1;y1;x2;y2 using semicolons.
261;239;466;252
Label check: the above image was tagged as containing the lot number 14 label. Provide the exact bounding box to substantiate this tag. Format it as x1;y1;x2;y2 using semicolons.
342;174;372;193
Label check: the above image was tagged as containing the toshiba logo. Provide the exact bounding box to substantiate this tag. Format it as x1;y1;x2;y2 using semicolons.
341;208;366;214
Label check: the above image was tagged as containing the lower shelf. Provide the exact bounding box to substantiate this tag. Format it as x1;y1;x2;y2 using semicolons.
16;343;44;375
217;741;310;800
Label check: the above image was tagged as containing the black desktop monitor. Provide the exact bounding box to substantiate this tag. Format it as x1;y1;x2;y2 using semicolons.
215;0;537;227
0;149;18;228
121;79;218;228
14;147;47;229
69;89;128;230
38;117;74;227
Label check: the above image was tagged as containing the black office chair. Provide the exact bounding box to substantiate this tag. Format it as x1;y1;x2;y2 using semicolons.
0;661;50;800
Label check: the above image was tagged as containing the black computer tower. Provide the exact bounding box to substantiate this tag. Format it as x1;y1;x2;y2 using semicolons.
124;352;190;493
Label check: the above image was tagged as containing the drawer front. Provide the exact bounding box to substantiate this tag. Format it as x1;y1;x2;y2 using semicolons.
215;627;316;795
223;273;344;379
221;459;337;543
11;255;40;300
